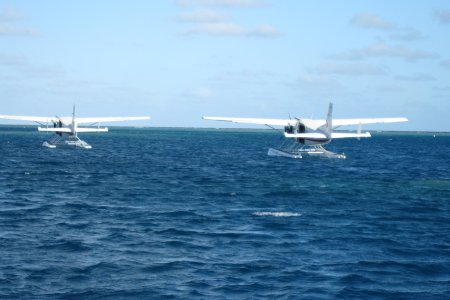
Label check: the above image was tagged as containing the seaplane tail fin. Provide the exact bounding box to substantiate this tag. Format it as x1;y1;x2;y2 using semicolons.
325;102;333;139
72;104;76;125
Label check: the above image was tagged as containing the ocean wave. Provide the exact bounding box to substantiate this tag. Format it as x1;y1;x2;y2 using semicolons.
253;212;302;217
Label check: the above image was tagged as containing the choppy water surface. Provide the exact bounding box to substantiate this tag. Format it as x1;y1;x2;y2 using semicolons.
1;127;449;299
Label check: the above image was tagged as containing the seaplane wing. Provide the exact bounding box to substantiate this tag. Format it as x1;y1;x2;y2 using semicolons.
333;117;408;127
0;115;59;124
284;132;327;139
202;117;294;126
202;117;407;130
76;116;150;124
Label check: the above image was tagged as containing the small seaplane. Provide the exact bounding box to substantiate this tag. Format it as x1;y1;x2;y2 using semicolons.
0;106;150;149
203;103;408;159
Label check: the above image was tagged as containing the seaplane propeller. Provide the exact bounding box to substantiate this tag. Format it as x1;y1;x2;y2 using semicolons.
55;116;63;136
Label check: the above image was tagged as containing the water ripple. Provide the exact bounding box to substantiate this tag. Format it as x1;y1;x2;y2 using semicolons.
0;128;449;299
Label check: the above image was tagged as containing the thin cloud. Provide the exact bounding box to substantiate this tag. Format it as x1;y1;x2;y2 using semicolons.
296;74;342;91
351;13;395;30
177;9;228;23
246;24;280;37
21;64;64;78
331;43;439;62
312;62;387;76
190;87;213;98
0;53;27;66
351;13;425;42
182;22;279;37
0;24;39;36
395;73;436;81
0;53;63;77
213;69;276;85
293;74;346;99
0;7;39;37
377;84;405;93
433;85;450;92
175;0;267;8
390;27;425;41
183;22;244;35
366;44;438;61
435;9;450;24
440;60;450;70
0;7;23;22
176;0;279;38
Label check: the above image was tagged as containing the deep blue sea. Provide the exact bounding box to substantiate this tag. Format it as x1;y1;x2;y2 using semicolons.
1;126;449;299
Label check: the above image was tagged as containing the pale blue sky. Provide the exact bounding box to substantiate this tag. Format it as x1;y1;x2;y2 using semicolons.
0;0;449;131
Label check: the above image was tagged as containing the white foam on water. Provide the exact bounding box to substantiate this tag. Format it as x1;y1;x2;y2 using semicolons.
253;212;302;217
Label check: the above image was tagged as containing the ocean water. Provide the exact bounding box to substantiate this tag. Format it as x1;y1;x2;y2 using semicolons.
0;126;449;299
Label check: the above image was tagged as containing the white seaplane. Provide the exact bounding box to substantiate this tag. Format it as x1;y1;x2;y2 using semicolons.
203;103;407;159
0;106;150;149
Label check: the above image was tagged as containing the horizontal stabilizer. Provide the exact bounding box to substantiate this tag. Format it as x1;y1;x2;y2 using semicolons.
76;127;108;133
331;132;371;139
38;127;72;133
76;116;150;124
284;132;327;139
285;132;371;139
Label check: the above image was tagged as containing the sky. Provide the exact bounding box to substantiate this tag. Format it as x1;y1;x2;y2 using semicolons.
0;0;449;131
